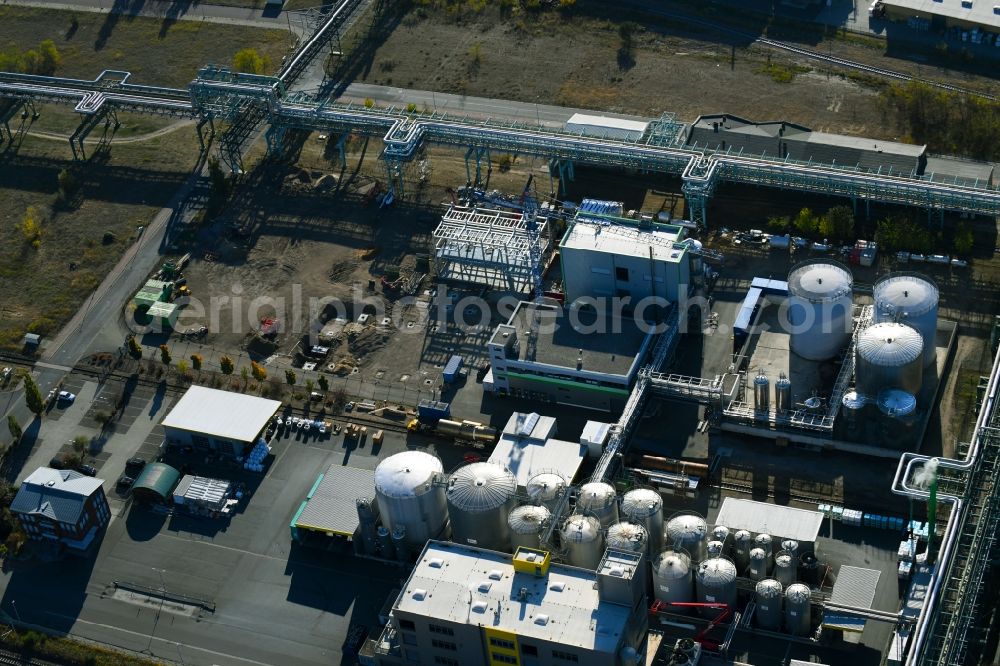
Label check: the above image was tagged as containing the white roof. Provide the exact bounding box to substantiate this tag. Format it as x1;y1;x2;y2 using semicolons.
162;386;281;443
882;0;1000;29
501;412;557;442
395;541;630;652
562;219;687;263
581;421;612;445
715;498;824;543
489;436;586;488
173;475;231;505
565;113;649;134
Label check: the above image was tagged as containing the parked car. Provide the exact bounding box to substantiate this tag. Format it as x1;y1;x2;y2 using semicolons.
345;402;355;412
951;258;969;268
78;464;98;477
308;345;330;358
49;456;65;470
57;390;76;404
909;253;926;263
116;475;135;491
125;458;146;476
927;254;950;265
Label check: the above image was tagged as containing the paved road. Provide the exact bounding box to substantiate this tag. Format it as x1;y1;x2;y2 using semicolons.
2;0;294;30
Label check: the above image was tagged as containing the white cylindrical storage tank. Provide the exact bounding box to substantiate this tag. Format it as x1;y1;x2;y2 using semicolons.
695;558;738;617
774;551;796;588
748;547;771;581
785;583;812;636
781;539;800;560
775;374;792;414
508;504;550;551
526;472;566;511
753;372;770;414
621;489;664;554
877;388;919;448
840;390;868;441
446;462;518;551
606;522;648;554
855;322;923;396
374;451;448;547
652;550;693;605
733;530;753;572
787;260;854;361
561;514;604;569
874;273;939;368
754;533;773;554
577;482;619;528
665;513;708;563
755;579;784;631
707;540;725;558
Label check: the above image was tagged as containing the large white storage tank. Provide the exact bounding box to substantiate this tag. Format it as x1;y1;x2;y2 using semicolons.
374;451;448;547
785;583;812;636
527;472;567;511
855;322;923;396
577;482;619;527
652;550;693;605
508;504;550;551
666;513;709;563
695;558;738;617
874;273;939;368
606;522;649;554
561;514;604;570
446;462;518;551
621;488;664;554
786;260;854;361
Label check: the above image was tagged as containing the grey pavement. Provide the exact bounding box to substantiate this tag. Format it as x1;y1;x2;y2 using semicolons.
1;0;296;30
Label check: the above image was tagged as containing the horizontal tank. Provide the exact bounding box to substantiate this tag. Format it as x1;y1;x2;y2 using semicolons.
621;489;664;554
447;462;518;551
606;522;648;554
652;550;693;605
577;482;619;528
785;583;812;636
526;472;566;511
374;451;448;547
855;322;923;396
561;514;604;570
755;579;784;631
666;513;708;563
508;504;550;551
695;558;738;616
436;419;497;443
874;273;939;368
787;260;854;361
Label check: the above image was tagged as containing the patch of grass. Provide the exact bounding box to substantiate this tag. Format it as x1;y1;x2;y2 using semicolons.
756;62;811;83
0;624;161;666
0;6;292;87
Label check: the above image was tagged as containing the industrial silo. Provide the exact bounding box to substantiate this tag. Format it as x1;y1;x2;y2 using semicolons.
621;489;664;554
355;498;379;555
753;371;770;415
786;260;854;361
561;514;604;570
733;530;753;572
784;583;812;636
392;525;409;562
874;273;939;367
840;390;868;441
374;451;448;547
652;550;693;605
707;540;725;558
665;513;708;563
606;522;648;554
577;482;619;528
780;539;800;560
711;525;730;545
446;462;518;551
876;388;919;448
695;558;738;617
855;322;923;396
748;547;771;581
377;525;395;559
508;504;550;551
754;533;773;554
774;551;796;588
775;374;792;414
755;579;784;631
526;472;566;511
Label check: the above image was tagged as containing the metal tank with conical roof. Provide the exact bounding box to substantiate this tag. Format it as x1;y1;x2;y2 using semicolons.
874;273;939;367
785;583;812;636
774;551;796;588
652;550;693;605
374;451;448;547
855;322;923;396
748;547;771;581
526;472;566;511
577;482;619;527
446;462;518;551
754;533;773;554
786;259;854;361
733;530;753;572
621;488;664;554
695;558;738;617
877;388;919;448
840;390;868;441
561;514;604;569
508;504;550;551
666;513;708;563
606;522;648;554
755;579;784;631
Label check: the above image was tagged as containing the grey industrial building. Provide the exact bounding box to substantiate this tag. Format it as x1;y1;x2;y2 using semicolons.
372;542;647;666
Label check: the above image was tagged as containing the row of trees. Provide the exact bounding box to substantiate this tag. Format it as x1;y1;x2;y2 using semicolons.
873;213;974;255
0;39;61;76
768;205;855;242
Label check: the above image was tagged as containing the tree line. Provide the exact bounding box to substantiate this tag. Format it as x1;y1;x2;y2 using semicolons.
0;40;61;76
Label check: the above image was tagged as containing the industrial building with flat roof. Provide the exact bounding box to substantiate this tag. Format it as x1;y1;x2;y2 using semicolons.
487;301;656;411
880;0;1000;31
161;386;281;457
487;412;588;488
373;541;647;666
559;216;691;306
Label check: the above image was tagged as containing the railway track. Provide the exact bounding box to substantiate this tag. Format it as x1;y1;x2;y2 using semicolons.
716;480;832;507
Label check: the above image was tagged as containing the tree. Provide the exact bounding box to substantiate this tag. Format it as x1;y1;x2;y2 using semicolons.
819;206;855;242
767;216;790;232
7;415;21;444
23;374;44;416
20;206;42;247
72;435;88;456
190;353;203;371
177;359;189;374
285;370;297;386
953;222;974;256
126;336;142;359
220;355;235;375
251;361;267;382
233;48;269;75
57;168;77;199
305;378;315;393
159;344;172;365
793;207;819;236
317;375;329;392
240;366;250;386
37;39;61;75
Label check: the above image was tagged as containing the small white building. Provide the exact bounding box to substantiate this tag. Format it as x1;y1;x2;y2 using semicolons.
564;113;649;141
559;216;691;306
162;386;281;457
488;412;587;488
